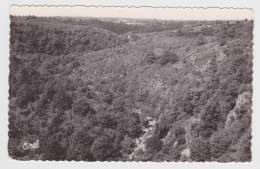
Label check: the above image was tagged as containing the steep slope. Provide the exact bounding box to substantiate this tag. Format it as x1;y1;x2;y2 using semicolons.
66;20;253;161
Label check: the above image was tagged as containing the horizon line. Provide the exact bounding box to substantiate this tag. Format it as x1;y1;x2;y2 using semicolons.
9;6;254;21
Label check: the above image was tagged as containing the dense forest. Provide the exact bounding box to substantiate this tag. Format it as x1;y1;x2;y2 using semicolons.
9;16;253;161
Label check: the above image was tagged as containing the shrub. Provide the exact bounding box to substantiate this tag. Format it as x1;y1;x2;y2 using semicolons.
101;90;114;105
118;114;143;138
197;34;206;45
42;135;67;160
72;99;96;116
159;50;178;66
145;55;158;64
177;29;184;36
145;135;162;152
52;90;73;111
16;83;38;108
90;132;121;161
121;135;135;155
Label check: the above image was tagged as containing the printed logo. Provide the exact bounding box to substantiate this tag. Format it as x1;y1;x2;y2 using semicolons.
23;140;40;150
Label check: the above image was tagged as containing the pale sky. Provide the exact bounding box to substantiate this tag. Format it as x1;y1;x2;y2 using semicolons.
9;6;254;20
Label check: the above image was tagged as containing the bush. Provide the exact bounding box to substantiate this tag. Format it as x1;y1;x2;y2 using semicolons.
159;50;178;66
96;112;118;129
52;90;73;111
121;135;135;155
16;83;38;108
42;136;67;160
90;132;121;160
101;90;114;105
145;135;162;152
118;114;143;138
72;99;96;116
197;34;206;45
145;54;158;64
177;29;183;36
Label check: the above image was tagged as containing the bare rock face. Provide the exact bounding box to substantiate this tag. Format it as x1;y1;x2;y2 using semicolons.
225;92;252;129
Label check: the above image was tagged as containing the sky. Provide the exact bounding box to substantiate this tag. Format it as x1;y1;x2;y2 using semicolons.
9;6;254;20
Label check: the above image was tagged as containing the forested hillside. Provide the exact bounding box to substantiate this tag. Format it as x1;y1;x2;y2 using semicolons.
9;16;253;161
10;16;128;55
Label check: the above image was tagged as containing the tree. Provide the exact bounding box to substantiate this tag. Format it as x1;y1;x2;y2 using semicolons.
52;90;73;111
101;90;114;105
90;130;121;161
16;83;38;108
197;34;206;45
199;101;221;139
66;127;95;161
72;99;96;116
159;50;178;66
16;66;39;86
117;113;143;138
42;134;67;160
96;112;118;129
145;135;162;154
121;135;135;155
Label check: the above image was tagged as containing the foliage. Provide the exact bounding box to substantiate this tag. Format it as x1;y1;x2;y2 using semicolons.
9;17;253;161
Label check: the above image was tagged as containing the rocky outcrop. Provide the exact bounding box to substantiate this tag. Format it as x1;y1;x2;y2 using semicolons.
225;92;251;129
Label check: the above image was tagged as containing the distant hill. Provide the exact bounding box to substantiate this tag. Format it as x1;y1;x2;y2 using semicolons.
10;16;128;55
11;16;185;34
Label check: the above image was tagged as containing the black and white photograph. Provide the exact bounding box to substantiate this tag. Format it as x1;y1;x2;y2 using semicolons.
8;6;253;162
